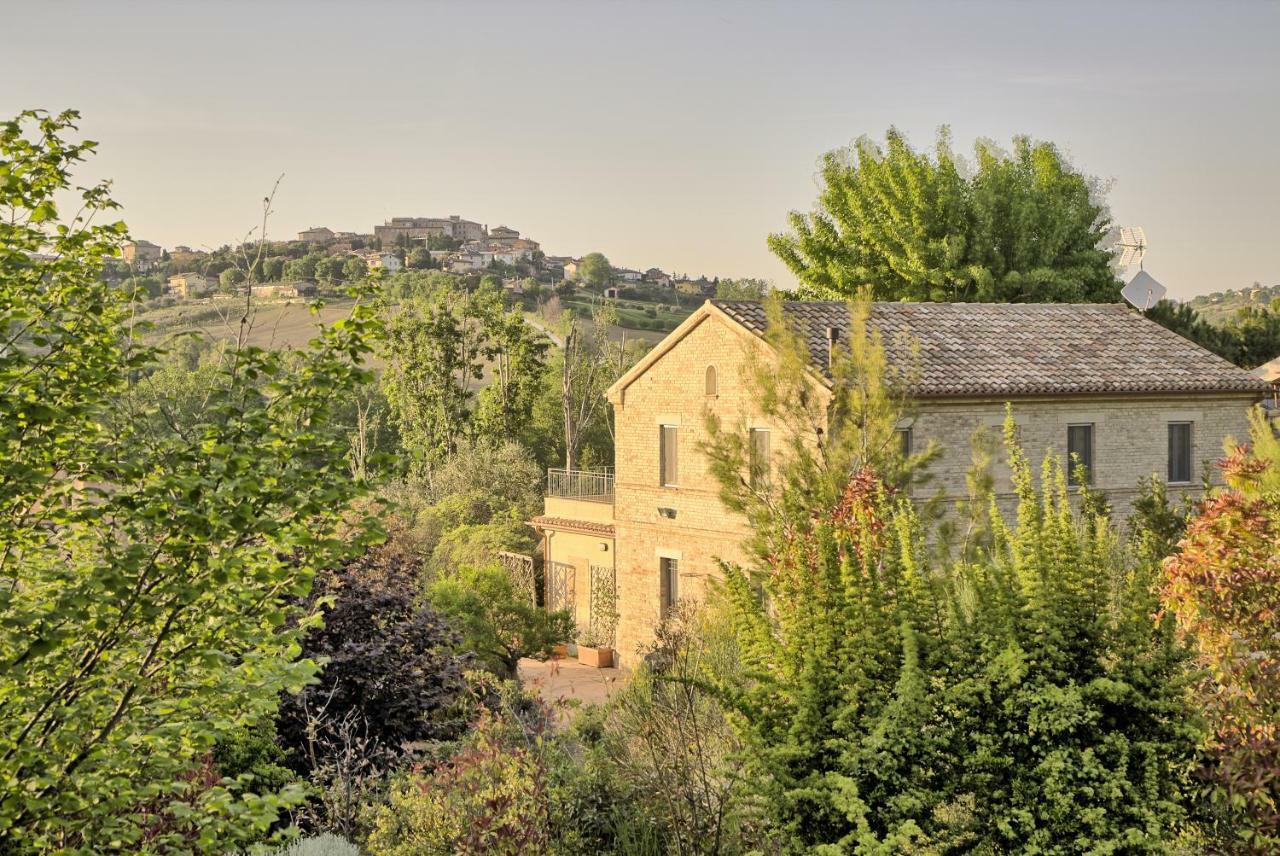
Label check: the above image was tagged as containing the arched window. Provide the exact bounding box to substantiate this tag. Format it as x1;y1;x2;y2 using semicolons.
704;364;718;396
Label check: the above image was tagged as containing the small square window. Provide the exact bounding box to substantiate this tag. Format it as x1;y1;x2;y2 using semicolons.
1067;424;1093;485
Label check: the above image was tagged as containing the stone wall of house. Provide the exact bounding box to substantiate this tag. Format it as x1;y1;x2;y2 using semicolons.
611;313;773;664
541;528;612;637
908;393;1258;518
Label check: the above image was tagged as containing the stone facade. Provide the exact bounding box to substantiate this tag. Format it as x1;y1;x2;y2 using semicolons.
166;272;211;299
297;226;334;243
609;312;768;662
905;394;1256;517
122;239;163;265
373;216;485;246
535;301;1264;667
536;496;616;630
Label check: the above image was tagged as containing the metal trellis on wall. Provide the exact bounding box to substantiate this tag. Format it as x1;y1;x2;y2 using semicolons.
546;561;576;622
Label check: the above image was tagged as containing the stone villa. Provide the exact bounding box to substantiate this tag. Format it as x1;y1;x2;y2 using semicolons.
530;299;1267;665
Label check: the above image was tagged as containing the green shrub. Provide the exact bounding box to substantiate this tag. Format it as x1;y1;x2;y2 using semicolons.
268;833;361;856
213;721;298;798
428;564;574;678
428;515;536;577
366;699;554;856
716;444;1202;850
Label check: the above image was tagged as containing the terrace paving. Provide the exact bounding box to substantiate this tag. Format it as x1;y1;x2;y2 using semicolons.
518;654;628;719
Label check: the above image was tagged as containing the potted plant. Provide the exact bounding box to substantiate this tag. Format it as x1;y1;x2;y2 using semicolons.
578;567;619;668
575;625;612;668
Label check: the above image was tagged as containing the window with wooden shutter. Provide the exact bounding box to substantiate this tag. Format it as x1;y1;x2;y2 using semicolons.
660;425;678;486
749;428;770;489
897;427;912;459
660;557;679;618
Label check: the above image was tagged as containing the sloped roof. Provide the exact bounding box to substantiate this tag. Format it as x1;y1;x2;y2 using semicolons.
711;300;1267;398
1253;355;1280;383
528;515;615;537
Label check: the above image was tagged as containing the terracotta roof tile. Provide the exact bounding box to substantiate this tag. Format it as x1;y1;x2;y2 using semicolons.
712;300;1267;398
528;515;615;537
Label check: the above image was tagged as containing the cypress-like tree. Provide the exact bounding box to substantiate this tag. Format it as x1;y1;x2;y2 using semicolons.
706;298;1203;851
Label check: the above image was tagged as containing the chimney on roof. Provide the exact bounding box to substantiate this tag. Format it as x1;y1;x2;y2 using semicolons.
826;326;839;369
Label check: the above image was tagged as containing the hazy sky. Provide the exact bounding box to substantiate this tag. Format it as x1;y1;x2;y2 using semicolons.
4;0;1277;299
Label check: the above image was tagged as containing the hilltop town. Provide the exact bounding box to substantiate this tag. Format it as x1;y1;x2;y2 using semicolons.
116;215;764;327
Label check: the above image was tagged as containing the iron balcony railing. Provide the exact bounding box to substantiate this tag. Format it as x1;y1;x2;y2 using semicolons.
546;467;615;502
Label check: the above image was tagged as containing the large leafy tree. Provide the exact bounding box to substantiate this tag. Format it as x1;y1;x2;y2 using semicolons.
548;303;647;471
474;307;549;446
381;279;550;478
576;252;612;288
381;282;502;476
769;128;1122;303
1163;407;1280;851
0;110;381;852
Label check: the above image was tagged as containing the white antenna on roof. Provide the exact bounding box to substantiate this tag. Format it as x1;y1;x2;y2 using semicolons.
1116;226;1147;271
1115;226;1166;310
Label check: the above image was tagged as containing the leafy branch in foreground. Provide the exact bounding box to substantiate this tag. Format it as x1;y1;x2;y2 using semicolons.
0;109;382;853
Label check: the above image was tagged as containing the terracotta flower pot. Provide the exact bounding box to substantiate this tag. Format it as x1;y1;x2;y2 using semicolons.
552;643;569;658
577;645;613;668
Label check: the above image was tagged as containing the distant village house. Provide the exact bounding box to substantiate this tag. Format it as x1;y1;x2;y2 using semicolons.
122;240;163;268
644;267;673;288
166;272;211;299
362;251;402;273
251;281;315;299
297;226;335;244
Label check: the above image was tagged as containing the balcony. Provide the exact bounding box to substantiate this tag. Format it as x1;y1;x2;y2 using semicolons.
546;467;614;503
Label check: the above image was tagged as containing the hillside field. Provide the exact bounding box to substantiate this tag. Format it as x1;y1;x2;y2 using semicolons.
134;297;363;352
1185;283;1280;324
